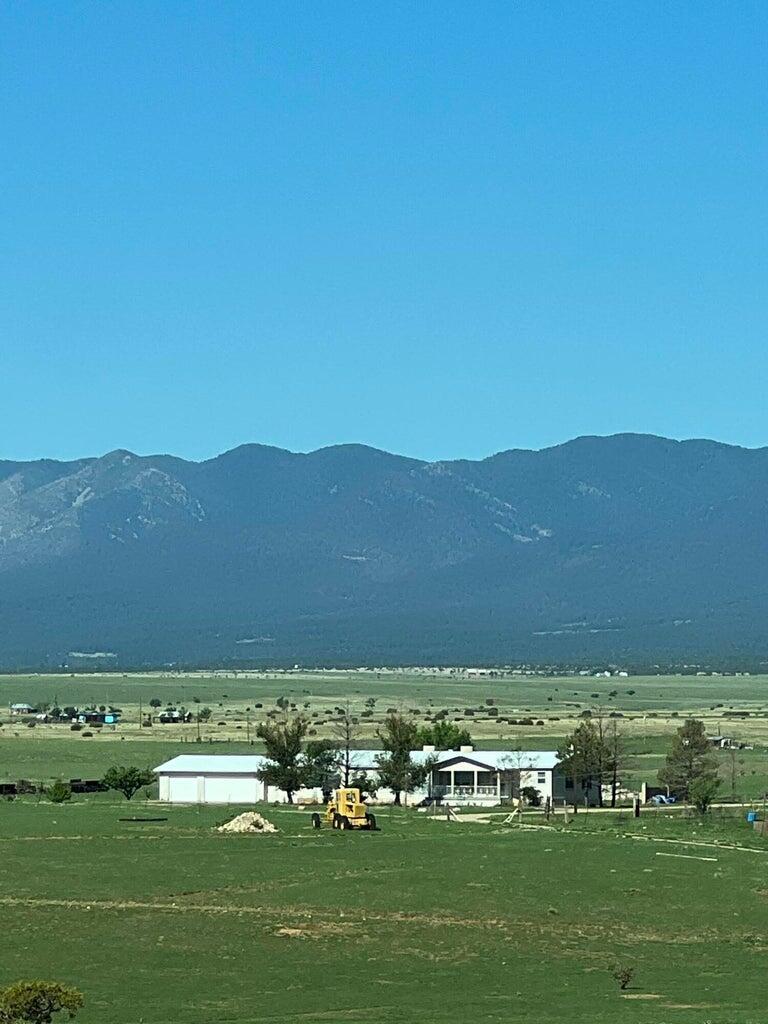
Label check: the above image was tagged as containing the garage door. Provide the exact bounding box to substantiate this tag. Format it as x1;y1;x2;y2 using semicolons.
169;776;199;803
203;775;258;804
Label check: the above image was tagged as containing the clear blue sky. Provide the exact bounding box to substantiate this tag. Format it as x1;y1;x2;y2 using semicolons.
2;2;767;463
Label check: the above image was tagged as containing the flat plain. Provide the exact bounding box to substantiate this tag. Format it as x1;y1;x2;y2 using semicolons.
2;669;768;795
1;669;768;1023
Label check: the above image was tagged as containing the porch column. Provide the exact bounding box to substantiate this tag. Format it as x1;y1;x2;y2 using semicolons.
496;772;501;801
474;769;478;796
449;768;455;795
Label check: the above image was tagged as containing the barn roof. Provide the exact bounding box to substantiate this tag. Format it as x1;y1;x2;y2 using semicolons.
154;755;268;774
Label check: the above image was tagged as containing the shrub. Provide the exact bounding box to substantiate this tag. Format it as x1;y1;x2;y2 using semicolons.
69;723;82;732
0;979;84;1022
611;966;634;990
47;781;72;804
520;785;541;807
81;732;93;738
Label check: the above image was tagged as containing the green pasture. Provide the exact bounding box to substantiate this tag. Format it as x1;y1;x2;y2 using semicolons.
1;799;767;1023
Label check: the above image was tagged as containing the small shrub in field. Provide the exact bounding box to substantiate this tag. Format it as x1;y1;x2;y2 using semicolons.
48;781;72;804
69;723;82;732
612;966;634;990
81;731;93;738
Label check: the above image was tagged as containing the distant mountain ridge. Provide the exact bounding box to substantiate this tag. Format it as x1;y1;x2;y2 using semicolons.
1;433;767;667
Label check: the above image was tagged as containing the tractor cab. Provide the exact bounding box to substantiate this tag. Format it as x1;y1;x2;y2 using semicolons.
311;787;378;831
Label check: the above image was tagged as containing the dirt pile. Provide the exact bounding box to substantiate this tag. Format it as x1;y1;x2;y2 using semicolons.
216;812;278;834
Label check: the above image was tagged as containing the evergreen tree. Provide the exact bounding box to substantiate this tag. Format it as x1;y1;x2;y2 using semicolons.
658;718;718;800
557;719;606;806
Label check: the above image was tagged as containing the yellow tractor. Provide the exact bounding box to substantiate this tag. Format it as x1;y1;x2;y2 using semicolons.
311;788;378;831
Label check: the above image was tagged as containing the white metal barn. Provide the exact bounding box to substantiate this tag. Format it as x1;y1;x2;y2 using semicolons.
155;755;272;805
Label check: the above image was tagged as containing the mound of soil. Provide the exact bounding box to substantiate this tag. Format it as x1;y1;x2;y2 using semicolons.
216;811;278;834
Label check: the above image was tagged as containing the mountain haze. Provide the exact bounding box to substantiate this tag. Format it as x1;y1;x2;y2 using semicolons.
1;434;767;667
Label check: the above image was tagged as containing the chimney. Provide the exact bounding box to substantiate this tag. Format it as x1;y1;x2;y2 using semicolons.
459;745;474;753
422;744;436;753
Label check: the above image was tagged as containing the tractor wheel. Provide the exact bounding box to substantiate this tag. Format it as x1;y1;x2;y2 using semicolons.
311;812;321;829
339;816;350;830
365;813;377;831
331;813;340;829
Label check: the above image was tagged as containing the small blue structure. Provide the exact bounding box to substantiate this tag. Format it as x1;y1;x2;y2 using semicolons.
746;810;758;823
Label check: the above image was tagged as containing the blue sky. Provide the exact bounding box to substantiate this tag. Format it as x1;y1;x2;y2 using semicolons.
1;2;767;463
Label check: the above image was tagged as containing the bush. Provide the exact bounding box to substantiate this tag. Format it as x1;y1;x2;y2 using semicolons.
47;781;72;804
81;732;93;738
0;980;84;1022
70;723;82;732
612;966;634;990
520;785;541;807
690;774;720;814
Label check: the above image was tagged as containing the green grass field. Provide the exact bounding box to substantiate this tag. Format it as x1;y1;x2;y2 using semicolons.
1;797;767;1023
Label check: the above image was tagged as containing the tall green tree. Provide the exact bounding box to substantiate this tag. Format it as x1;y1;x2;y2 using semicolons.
256;716;308;803
102;765;154;801
376;713;432;805
557;719;606;806
0;980;83;1022
658;718;718;800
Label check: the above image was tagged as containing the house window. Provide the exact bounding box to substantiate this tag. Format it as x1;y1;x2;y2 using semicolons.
537;772;546;784
565;777;574;789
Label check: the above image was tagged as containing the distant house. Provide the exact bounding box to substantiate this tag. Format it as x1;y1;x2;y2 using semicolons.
9;703;34;716
76;710;121;725
155;745;600;807
709;735;744;750
157;709;193;724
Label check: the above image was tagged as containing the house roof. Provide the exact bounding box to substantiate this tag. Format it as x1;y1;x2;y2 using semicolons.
431;750;560;771
154;749;561;775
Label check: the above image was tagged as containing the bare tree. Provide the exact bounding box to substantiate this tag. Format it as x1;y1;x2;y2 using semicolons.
604;716;629;808
725;743;744;802
332;702;359;787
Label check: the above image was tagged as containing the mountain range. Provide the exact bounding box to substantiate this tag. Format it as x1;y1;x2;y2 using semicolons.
1;433;767;668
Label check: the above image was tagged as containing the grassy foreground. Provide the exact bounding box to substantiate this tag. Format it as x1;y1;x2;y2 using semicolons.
0;798;767;1023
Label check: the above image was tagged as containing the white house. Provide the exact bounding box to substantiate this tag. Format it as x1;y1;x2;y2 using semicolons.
155;746;599;807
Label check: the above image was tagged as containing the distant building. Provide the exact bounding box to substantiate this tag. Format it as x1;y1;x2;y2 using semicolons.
155;746;600;808
9;703;34;716
157;709;193;724
76;710;121;725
